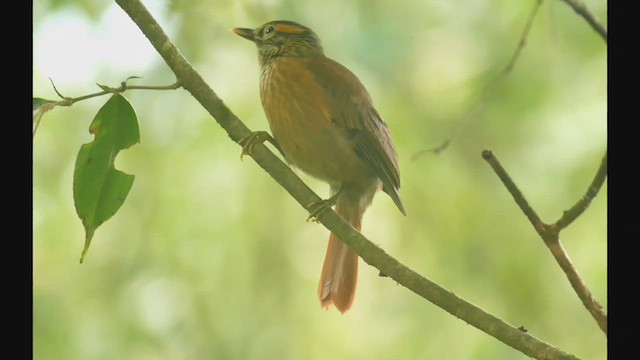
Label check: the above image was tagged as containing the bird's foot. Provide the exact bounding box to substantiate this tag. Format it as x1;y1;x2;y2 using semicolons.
306;189;342;222
238;131;283;160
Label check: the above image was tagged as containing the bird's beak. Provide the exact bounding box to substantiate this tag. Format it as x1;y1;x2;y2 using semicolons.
232;27;256;42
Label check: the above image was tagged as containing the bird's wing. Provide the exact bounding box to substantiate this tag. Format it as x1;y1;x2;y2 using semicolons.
305;57;405;214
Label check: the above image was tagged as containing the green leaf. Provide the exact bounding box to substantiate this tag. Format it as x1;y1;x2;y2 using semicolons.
73;94;140;263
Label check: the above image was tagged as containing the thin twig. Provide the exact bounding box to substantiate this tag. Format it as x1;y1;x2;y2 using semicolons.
481;150;545;234
49;77;182;107
113;0;584;358
33;79;182;139
557;0;607;42
412;0;543;160
482;149;607;335
554;152;607;230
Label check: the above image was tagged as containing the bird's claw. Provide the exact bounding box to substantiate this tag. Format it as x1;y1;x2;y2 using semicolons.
238;131;264;160
307;199;331;222
306;186;344;222
306;193;341;222
238;131;284;160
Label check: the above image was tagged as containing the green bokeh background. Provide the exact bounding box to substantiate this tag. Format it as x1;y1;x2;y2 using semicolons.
33;0;607;359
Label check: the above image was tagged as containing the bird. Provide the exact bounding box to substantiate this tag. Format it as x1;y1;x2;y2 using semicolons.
233;20;405;313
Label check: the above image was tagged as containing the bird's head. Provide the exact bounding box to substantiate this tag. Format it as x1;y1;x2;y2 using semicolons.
232;20;324;65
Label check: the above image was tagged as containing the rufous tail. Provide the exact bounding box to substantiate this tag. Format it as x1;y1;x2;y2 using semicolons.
317;203;362;313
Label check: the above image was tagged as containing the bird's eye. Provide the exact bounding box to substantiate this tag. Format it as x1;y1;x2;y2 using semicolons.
264;26;275;35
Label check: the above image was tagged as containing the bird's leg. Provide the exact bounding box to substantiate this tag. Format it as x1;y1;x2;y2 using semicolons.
238;131;284;160
306;185;344;222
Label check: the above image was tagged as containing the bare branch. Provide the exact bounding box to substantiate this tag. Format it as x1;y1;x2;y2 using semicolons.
47;79;182;108
481;149;545;232
554;152;607;230
546;240;607;334
482;149;607;334
413;0;543;160
113;0;585;358
557;0;607;42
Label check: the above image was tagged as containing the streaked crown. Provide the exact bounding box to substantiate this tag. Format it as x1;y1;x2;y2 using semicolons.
233;20;324;65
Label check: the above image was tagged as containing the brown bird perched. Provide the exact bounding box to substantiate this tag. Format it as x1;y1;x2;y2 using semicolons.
233;20;405;313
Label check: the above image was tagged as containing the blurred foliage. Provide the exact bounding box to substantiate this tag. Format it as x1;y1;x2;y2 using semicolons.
33;0;606;359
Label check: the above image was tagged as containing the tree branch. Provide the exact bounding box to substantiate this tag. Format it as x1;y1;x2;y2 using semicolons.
114;0;584;358
557;0;607;43
32;78;182;139
49;78;182;107
482;149;607;335
554;152;607;230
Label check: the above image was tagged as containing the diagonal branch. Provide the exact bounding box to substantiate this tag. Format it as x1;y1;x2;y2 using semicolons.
557;0;607;43
482;149;607;335
115;0;583;358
